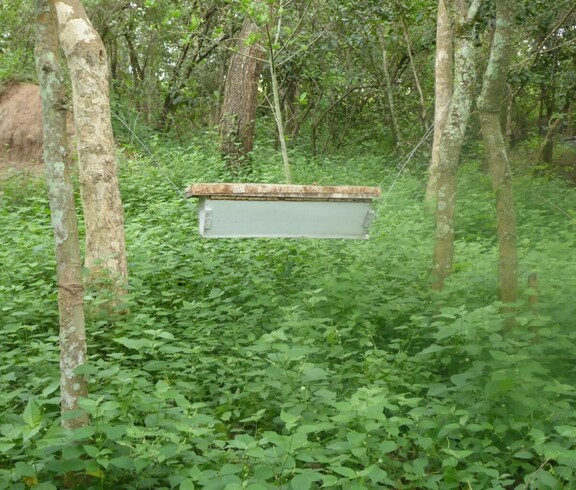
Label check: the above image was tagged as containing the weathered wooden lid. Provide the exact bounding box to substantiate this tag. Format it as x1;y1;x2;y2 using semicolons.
185;183;381;201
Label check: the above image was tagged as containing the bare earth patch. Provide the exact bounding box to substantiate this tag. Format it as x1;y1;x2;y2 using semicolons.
0;83;44;175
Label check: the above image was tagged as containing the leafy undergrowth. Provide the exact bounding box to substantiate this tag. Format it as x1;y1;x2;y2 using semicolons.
0;144;575;489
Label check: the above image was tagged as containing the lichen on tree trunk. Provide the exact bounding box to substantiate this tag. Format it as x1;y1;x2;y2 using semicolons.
425;0;453;204
431;0;477;290
478;0;518;314
35;0;88;430
53;0;128;289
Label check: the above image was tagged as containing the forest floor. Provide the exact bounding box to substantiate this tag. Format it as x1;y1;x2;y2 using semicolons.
0;158;44;178
1;145;575;488
1;98;576;486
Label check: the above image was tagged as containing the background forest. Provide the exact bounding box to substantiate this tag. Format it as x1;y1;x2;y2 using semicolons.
1;0;576;489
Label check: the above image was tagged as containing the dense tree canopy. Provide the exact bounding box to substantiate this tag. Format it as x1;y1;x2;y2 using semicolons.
2;0;574;157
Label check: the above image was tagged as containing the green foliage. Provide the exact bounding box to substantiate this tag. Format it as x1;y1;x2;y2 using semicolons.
1;144;576;488
0;48;36;88
0;0;35;87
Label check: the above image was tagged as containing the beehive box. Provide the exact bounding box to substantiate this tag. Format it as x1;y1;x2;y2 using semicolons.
185;183;381;239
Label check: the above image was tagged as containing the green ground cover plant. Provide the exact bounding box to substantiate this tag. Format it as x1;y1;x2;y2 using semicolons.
1;142;575;489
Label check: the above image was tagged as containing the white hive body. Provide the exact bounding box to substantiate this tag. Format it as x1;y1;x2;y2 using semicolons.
185;183;381;239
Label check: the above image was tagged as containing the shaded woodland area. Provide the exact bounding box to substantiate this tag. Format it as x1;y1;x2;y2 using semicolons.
1;0;576;489
2;0;575;165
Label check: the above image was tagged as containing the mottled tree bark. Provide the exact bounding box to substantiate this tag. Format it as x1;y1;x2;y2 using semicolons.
431;0;478;290
53;0;128;287
35;0;88;429
425;0;453;203
219;17;265;169
478;0;518;312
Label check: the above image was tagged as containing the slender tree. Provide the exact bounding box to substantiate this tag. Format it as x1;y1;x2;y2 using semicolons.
378;28;402;148
398;16;427;131
431;0;479;290
219;15;264;169
425;0;453;203
478;0;518;312
265;11;293;183
35;0;88;429
53;0;128;288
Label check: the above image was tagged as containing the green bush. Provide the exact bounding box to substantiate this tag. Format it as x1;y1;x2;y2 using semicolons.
1;144;575;489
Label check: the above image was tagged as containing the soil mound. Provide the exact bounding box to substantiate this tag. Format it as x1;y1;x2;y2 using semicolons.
0;83;44;169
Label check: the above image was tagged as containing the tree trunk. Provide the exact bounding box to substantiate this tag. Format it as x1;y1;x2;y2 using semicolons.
425;0;453;203
35;0;88;430
538;102;556;165
157;42;191;133
400;17;427;130
270;58;292;183
537;104;568;165
53;0;128;288
505;84;514;145
378;31;401;148
567;101;574;137
431;0;478;290
219;17;265;169
478;0;518;314
283;74;300;139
